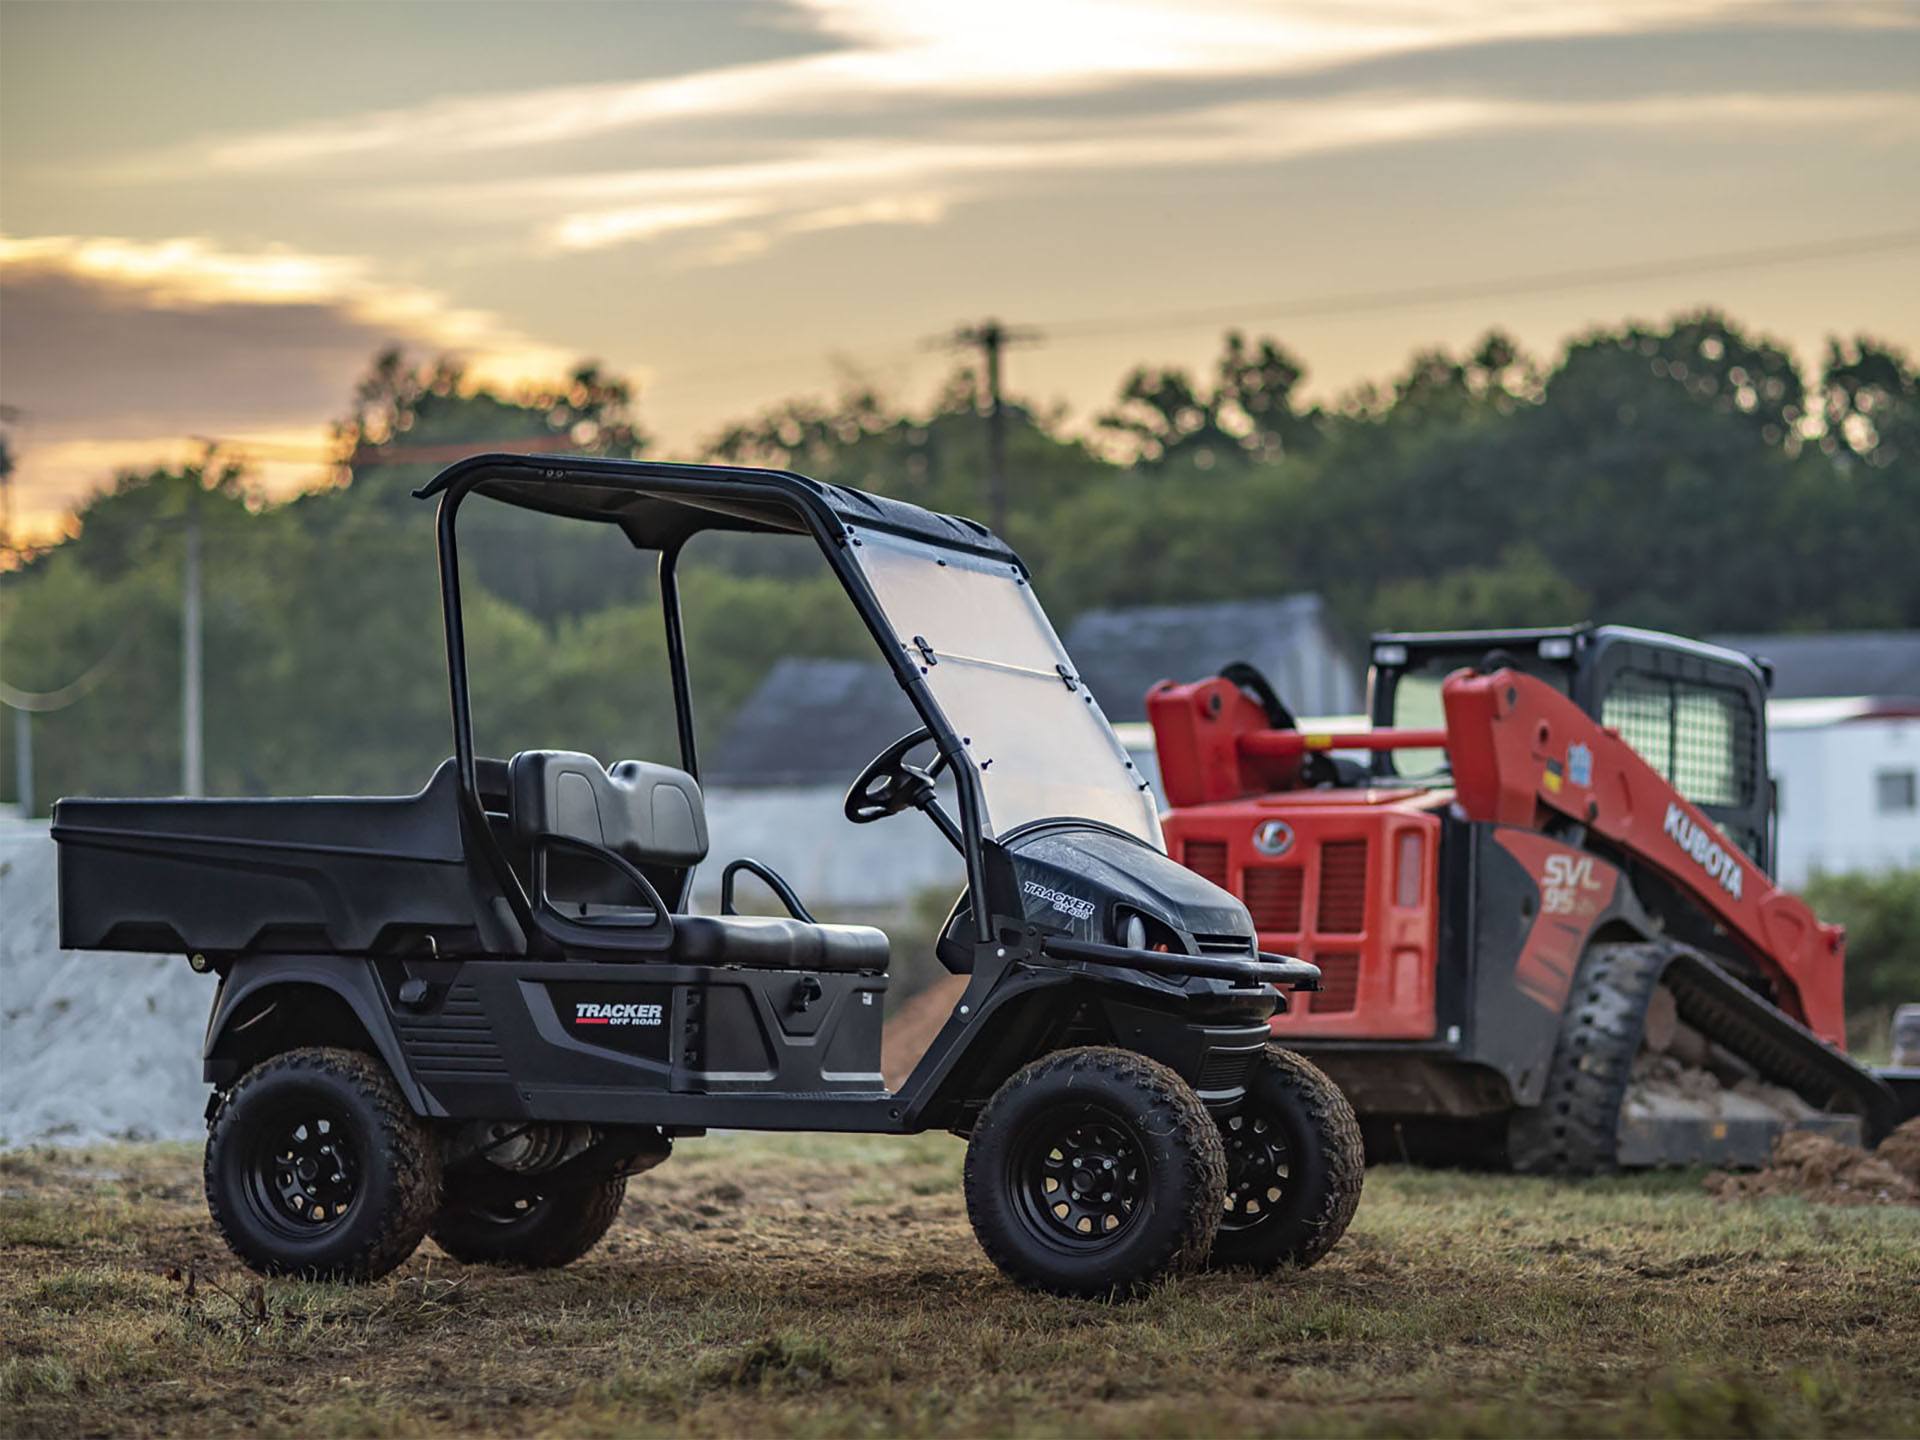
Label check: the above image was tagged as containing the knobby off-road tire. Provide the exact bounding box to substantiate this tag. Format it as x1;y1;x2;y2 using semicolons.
206;1046;441;1281
1507;941;1669;1175
963;1046;1227;1300
1209;1044;1364;1272
430;1172;627;1269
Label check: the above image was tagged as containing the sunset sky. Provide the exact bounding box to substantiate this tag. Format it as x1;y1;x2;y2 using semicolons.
3;0;1917;543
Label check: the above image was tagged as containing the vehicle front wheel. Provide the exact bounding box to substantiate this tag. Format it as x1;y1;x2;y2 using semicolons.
205;1047;440;1281
430;1171;627;1269
1208;1044;1363;1271
964;1046;1226;1300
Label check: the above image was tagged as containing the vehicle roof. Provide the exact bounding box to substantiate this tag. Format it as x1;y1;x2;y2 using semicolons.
1369;623;1766;684
1369;624;1592;649
414;452;1018;564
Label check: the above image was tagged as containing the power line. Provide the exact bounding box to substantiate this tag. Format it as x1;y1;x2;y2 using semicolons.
1035;227;1920;343
0;633;131;713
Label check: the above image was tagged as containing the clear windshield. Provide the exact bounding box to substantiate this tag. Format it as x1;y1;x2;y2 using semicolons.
853;529;1163;848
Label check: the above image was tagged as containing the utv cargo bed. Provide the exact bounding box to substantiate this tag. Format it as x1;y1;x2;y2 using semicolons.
52;760;509;957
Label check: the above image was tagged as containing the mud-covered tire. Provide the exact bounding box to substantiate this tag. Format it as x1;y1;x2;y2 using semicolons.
1208;1044;1364;1271
205;1047;440;1281
963;1046;1227;1300
1508;942;1668;1175
430;1172;626;1269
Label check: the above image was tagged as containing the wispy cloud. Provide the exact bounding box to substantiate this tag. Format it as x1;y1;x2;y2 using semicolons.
150;0;1757;176
418;88;1917;262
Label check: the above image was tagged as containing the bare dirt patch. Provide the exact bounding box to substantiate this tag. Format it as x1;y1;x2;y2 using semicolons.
5;1138;1920;1438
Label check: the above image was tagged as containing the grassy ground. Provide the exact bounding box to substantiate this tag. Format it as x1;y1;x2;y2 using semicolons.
3;1136;1918;1439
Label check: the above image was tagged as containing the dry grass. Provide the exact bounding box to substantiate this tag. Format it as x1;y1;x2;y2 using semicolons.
3;1136;1919;1438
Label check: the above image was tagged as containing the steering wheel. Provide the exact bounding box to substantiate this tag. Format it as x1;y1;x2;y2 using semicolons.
845;727;951;824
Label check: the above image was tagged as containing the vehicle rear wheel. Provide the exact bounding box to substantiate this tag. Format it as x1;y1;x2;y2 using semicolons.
205;1047;440;1281
1208;1044;1363;1271
963;1046;1226;1299
430;1171;627;1268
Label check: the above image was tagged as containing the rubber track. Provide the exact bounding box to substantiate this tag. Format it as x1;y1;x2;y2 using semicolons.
1510;941;1898;1174
207;1046;442;1280
1660;952;1897;1142
965;1046;1227;1294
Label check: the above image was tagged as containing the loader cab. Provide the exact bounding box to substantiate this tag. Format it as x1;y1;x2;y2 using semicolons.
1368;624;1774;871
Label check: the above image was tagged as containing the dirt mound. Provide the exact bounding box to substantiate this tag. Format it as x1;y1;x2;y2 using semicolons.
1706;1126;1920;1207
1874;1117;1920;1189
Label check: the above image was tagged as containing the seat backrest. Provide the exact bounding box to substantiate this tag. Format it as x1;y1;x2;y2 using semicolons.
508;751;708;868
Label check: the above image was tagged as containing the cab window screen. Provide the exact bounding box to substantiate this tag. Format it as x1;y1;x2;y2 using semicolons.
1600;671;1755;807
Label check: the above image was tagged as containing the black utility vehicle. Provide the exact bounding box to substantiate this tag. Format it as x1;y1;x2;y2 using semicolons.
54;456;1362;1298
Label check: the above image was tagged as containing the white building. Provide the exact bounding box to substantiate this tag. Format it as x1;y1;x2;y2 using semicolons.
1769;699;1920;885
1713;631;1920;886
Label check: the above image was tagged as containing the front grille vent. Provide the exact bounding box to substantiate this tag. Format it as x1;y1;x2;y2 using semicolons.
1308;953;1360;1013
1196;1047;1259;1092
1184;839;1229;889
1316;840;1369;933
1245;866;1304;933
1193;933;1254;957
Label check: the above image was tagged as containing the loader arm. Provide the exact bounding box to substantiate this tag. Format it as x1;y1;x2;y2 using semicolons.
1441;668;1846;1046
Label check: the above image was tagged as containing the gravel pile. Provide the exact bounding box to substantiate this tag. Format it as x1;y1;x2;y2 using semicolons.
0;823;210;1147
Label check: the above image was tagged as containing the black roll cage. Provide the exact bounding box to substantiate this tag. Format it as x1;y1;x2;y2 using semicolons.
415;453;1010;951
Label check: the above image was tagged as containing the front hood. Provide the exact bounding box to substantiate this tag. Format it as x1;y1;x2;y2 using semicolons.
1000;820;1255;951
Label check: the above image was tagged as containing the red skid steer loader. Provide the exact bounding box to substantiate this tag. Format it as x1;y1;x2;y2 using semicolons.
1150;625;1919;1171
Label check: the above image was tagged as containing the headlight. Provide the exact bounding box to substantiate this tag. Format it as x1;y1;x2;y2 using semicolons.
1121;913;1148;950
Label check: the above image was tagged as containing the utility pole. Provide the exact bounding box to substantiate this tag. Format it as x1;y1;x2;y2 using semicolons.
182;484;204;797
944;319;1040;540
12;709;28;819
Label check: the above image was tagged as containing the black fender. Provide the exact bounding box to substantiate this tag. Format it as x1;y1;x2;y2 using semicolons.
899;963;1077;1131
203;959;438;1117
900;952;1273;1131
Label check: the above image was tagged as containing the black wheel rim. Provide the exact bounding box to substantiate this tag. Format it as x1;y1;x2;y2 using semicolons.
1008;1103;1148;1251
1220;1109;1290;1232
463;1186;548;1228
243;1105;360;1239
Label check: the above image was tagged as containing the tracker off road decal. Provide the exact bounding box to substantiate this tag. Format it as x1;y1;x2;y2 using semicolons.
573;1002;663;1027
549;982;675;1061
1022;880;1096;922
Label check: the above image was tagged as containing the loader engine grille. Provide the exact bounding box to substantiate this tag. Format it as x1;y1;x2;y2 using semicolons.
1308;952;1361;1013
1316;840;1369;933
1183;839;1229;889
1245;866;1304;933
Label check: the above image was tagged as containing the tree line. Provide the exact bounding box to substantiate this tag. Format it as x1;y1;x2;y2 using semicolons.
1;309;1915;813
